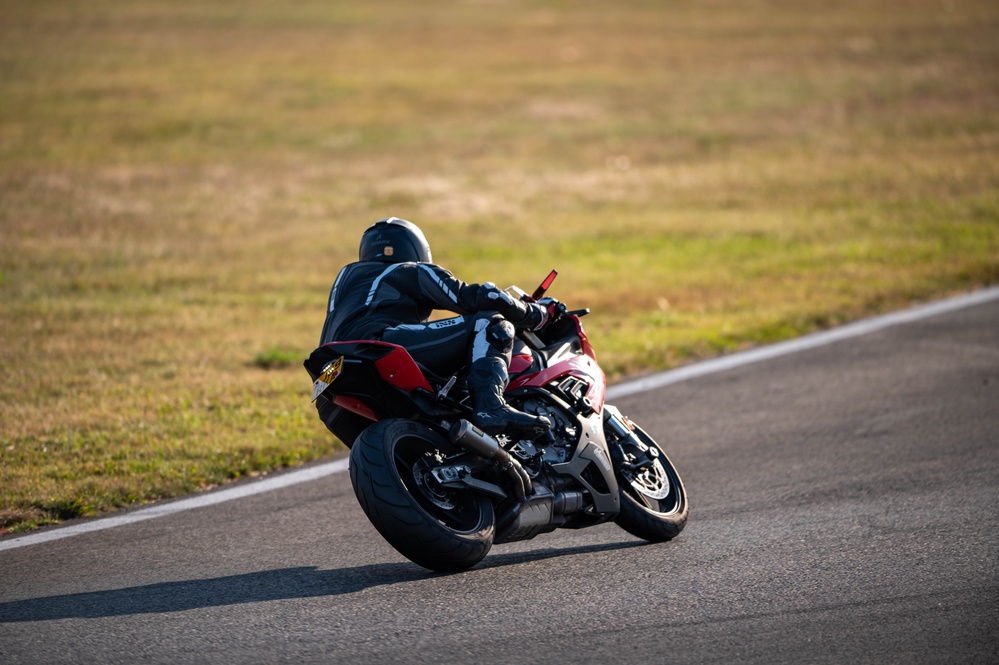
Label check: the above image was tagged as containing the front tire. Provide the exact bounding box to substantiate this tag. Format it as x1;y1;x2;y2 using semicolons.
349;418;495;572
611;420;688;542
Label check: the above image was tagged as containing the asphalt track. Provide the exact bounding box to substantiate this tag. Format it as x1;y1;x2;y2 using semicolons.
1;292;997;664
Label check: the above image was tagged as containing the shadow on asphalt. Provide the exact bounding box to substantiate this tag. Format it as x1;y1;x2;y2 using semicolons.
0;540;646;622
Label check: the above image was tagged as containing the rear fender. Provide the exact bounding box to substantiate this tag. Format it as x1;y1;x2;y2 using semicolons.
304;341;432;420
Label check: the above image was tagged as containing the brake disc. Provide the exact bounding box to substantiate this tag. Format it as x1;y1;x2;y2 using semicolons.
626;458;671;500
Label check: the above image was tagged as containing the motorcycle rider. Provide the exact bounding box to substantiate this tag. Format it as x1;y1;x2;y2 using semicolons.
316;217;555;438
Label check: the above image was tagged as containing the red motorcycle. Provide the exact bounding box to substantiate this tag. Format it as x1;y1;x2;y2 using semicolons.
305;271;687;571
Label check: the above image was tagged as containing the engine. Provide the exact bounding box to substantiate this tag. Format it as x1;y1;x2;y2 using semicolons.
505;392;583;484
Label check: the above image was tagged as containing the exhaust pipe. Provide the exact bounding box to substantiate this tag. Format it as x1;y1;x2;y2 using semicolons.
449;420;532;501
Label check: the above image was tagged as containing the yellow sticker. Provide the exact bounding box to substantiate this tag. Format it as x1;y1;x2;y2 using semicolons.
319;357;343;383
311;356;344;402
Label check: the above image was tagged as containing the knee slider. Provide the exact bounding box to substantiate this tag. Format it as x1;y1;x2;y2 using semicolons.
485;317;515;354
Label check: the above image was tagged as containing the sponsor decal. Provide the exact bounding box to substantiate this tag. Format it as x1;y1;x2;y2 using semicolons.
591;444;612;473
384;246;394;256
311;356;344;402
429;317;462;330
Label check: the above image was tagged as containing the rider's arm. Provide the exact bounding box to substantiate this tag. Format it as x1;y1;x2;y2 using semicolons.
409;264;547;329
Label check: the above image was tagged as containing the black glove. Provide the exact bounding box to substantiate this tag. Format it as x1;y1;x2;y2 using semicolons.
534;297;564;330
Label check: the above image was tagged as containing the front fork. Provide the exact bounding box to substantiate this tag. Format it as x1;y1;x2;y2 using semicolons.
604;405;659;472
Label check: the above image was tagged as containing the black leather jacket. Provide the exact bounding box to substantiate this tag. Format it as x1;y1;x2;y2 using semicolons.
319;261;543;345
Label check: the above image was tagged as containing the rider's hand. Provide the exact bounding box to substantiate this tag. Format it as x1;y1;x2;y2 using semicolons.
534;297;564;330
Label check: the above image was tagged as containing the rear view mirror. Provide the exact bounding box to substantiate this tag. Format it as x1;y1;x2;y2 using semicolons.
531;270;558;301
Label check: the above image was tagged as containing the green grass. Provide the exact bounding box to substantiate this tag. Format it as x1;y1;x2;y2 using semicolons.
2;0;997;532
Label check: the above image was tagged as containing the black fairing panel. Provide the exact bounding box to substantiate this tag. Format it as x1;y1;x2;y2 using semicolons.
550;411;620;516
304;343;421;420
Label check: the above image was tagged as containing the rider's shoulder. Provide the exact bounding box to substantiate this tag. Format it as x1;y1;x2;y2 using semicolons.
351;260;450;276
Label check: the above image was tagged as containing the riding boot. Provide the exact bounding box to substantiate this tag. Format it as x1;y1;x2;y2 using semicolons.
468;357;551;438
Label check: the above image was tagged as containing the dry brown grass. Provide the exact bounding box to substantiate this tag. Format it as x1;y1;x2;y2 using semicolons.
1;0;997;531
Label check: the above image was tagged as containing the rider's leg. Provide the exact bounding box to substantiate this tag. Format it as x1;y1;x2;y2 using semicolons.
381;317;470;378
381;314;551;437
466;314;551;438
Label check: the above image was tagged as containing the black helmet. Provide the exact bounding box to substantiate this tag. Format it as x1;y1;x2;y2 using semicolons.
358;217;432;264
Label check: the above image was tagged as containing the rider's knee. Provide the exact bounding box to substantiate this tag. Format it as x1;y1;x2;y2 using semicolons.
473;312;515;357
485;316;515;354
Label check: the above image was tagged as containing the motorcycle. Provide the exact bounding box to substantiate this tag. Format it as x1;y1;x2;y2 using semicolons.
304;271;687;571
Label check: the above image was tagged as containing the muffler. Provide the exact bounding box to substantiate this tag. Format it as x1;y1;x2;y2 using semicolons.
449;419;533;501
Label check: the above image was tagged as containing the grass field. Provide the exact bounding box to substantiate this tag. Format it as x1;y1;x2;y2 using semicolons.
2;0;997;532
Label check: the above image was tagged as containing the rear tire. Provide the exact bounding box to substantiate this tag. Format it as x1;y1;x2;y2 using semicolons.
611;421;688;542
349;418;495;572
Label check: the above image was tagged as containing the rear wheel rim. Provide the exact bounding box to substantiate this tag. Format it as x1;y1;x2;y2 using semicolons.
393;435;486;533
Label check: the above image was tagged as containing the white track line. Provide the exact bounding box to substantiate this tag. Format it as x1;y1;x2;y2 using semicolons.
607;285;999;400
0;459;349;552
3;286;998;552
